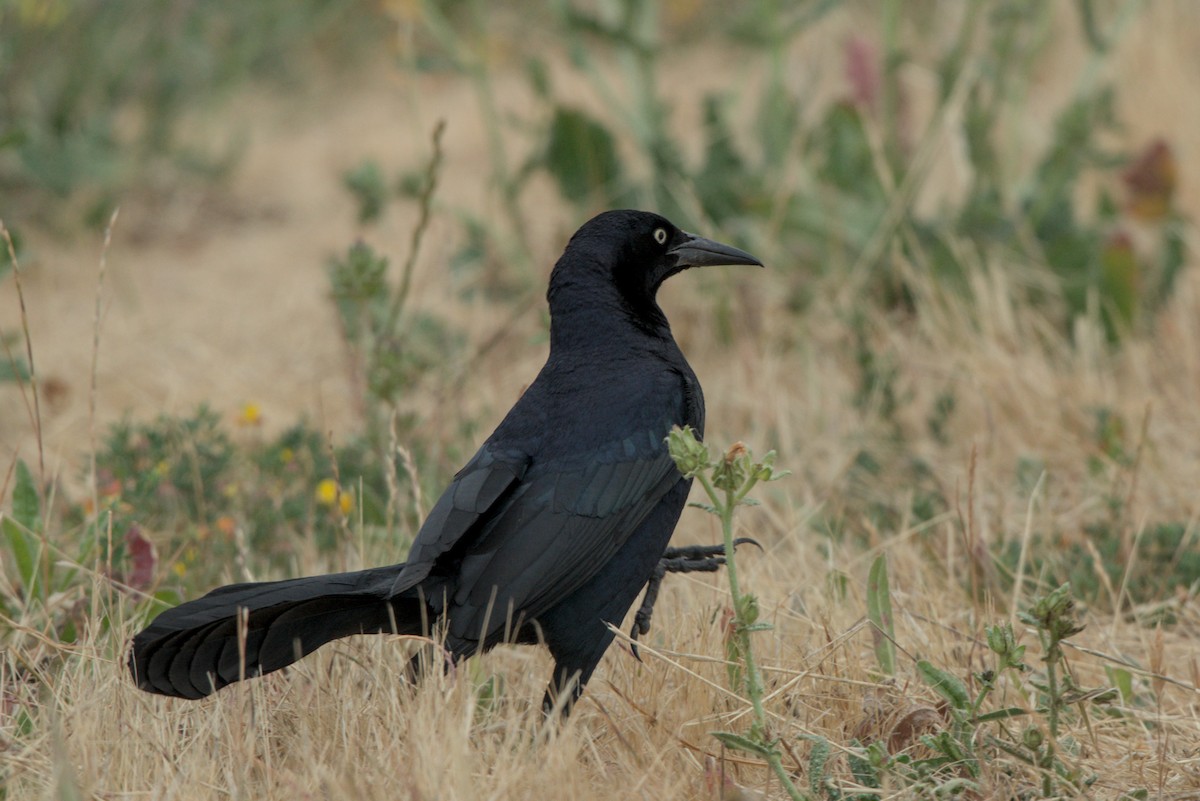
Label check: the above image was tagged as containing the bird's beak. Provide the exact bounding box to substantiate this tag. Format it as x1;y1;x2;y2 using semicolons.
667;232;763;269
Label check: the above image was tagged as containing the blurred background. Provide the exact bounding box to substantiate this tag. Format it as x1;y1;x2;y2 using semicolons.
3;2;1200;796
4;0;1200;650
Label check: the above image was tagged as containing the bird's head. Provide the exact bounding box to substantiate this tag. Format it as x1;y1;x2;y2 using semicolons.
548;210;762;327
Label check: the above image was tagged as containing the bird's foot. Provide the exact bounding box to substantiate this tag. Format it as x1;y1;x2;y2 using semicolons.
629;537;761;660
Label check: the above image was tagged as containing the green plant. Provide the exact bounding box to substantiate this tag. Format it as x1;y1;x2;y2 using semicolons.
343;159;392;224
376;0;1193;385
0;256;31;384
865;555;895;677
803;580;1125;798
0;0;386;223
0;223;31;385
329;123;463;454
2;460;51;610
0;457;175;647
51;407;405;603
667;426;804;800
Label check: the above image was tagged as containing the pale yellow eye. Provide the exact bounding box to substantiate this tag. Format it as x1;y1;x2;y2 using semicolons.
653;228;667;245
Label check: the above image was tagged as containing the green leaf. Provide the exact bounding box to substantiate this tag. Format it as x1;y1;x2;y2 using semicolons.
696;95;766;223
1106;666;1134;704
1100;232;1138;334
1157;223;1186;307
474;673;503;717
1061;686;1119;705
710;730;775;759
762;468;792;483
976;706;1030;723
711;447;749;493
811;102;885;202
525;56;551;99
141;589;181;621
543;106;622;205
12;459;39;530
14;704;35;739
2;514;39;600
3;460;43;600
923;730;968;762
757;77;799;169
342;159;390;224
867;554;896;675
734;592;759;627
0;355;30;382
804;734;832;796
847;740;881;789
918;660;971;711
826;569;849;601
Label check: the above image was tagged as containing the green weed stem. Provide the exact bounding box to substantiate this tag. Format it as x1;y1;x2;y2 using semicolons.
694;472;765;722
671;428;805;801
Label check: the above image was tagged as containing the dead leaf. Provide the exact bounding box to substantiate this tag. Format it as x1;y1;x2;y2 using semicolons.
125;524;158;590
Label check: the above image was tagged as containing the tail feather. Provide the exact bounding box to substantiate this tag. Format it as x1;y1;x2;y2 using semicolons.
130;565;425;699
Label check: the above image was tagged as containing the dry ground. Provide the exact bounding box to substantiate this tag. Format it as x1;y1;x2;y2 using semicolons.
3;4;1200;799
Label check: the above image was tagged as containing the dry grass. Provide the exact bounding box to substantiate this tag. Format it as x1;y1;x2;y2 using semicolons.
6;258;1200;798
5;4;1200;799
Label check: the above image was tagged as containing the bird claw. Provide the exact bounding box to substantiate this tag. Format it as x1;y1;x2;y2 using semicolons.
630;537;762;659
660;537;762;564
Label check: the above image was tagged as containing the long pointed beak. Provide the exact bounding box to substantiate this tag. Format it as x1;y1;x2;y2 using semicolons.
667;232;763;269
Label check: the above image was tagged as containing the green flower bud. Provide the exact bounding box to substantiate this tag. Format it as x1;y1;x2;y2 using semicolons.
667;425;710;478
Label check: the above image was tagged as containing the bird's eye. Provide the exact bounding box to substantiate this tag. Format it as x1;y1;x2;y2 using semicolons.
653;228;668;245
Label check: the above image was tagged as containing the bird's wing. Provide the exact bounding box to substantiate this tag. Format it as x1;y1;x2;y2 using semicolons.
445;425;682;643
388;444;531;594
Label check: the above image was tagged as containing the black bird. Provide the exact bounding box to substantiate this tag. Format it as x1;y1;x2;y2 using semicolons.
129;210;762;712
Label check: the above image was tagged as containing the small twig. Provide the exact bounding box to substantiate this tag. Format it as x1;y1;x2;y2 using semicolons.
396;442;424;523
1;219;43;480
1011;469;1045;627
90;208;120;521
325;430;354;550
385;119;445;336
384;408;403;534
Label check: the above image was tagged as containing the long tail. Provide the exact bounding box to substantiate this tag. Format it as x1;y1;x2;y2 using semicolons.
129;564;425;699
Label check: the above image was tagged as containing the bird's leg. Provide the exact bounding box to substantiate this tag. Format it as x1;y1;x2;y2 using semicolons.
541;666;584;719
630;537;760;660
629;561;669;661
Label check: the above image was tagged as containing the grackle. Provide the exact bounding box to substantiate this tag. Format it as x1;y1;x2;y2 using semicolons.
129;209;762;714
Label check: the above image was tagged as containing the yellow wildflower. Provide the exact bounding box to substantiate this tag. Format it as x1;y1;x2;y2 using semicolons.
315;479;340;507
316;479;354;515
238;402;263;427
